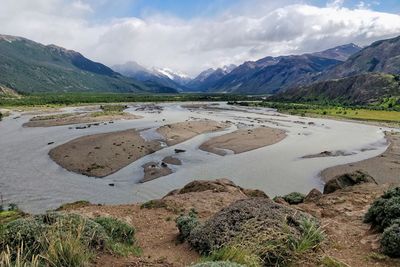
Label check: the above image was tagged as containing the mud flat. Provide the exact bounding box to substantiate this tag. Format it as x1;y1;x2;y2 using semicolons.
24;112;141;127
49;129;162;177
321;132;400;184
199;127;287;156
157;119;230;146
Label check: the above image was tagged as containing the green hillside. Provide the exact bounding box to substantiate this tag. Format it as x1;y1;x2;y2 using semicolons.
0;35;157;93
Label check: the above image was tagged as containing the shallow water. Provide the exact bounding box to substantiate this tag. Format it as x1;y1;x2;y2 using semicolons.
0;102;392;213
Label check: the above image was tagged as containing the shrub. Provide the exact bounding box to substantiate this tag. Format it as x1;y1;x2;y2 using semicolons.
140;199;167;209
364;187;400;230
191;261;245;267
35;213;109;250
94;216;135;245
176;209;200;242
188;198;323;266
204;246;261;267
290;217;325;253
0;212;109;262
41;223;92;267
282;192;305;205
8;203;19;211
380;219;400;257
0;244;40;267
0;217;46;257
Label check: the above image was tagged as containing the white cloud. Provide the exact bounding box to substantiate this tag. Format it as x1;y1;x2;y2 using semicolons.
0;0;400;76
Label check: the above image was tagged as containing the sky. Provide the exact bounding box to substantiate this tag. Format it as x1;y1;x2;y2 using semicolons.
1;0;400;76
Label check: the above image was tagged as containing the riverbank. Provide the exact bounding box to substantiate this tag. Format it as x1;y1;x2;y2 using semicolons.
321;132;400;184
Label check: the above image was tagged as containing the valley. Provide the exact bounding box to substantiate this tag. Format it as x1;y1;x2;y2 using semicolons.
0;102;394;213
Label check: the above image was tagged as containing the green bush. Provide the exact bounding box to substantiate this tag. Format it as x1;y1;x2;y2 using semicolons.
191;261;245;267
0;212;110;263
364;187;400;230
204;246;261;267
282;192;305;205
381;219;400;257
94;216;135;245
42;226;92;267
176;209;200;242
36;213;109;250
0;217;46;257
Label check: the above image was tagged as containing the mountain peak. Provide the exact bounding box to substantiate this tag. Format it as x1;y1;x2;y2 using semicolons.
312;43;362;61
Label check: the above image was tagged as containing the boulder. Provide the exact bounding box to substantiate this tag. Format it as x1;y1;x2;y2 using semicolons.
164;179;269;199
304;189;323;203
323;170;377;194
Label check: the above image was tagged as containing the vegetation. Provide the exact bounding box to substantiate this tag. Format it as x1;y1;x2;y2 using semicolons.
213;217;324;266
176;209;200;242
364;187;400;257
0;92;257;107
320;255;350;267
381;220;400;257
140;199;168;210
191;261;245;267
364;187;400;230
229;101;400;124
55;200;91;211
282;192;306;205
94;216;135;245
188;198;324;266
203;246;262;267
0;212;139;266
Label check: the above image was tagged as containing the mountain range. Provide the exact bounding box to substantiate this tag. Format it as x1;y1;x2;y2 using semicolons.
0;35;177;94
274;35;400;105
1;33;399;106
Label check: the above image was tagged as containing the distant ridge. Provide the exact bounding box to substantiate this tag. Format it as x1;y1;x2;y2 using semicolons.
0;34;176;93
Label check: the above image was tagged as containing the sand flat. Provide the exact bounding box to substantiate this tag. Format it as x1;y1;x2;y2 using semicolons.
49;129;162;177
321;132;400;184
157;120;230;146
199;127;287;156
24;112;141;127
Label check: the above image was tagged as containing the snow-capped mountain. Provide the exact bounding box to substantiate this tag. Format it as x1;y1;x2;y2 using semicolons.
112;62;186;91
186;64;237;91
152;68;192;86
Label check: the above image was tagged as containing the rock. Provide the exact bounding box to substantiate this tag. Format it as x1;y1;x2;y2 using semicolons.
188;198;313;254
241;189;269;198
178;179;236;194
273;196;288;205
162;156;182;165
323;170;377;194
163;178;269;199
304;188;323;203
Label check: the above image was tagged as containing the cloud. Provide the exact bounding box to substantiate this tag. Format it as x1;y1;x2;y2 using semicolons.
0;0;400;76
